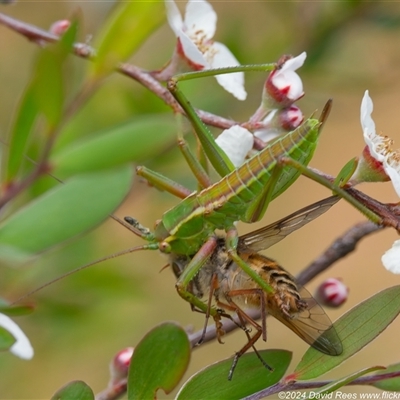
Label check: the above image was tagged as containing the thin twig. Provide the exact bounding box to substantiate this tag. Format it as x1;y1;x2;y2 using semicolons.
243;370;400;400
0;12;238;131
297;220;383;286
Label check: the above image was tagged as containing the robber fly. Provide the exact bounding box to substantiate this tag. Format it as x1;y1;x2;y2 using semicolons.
170;195;343;379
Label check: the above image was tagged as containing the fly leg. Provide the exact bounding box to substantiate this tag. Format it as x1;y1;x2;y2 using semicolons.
217;289;273;380
197;272;226;345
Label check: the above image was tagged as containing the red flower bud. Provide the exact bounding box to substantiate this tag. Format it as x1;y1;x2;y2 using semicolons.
109;347;134;384
49;20;71;36
315;278;349;308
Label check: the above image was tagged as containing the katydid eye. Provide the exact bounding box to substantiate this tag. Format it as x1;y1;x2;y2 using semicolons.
159;242;171;253
124;216;135;225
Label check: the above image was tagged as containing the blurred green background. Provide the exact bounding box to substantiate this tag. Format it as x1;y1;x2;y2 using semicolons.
2;1;400;398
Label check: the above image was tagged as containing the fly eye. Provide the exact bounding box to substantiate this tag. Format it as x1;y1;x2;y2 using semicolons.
171;262;182;278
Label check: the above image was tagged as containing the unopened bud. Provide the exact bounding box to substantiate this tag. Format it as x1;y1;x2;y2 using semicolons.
49;20;71;36
278;105;304;131
253;106;303;144
315;278;349;308
109;347;134;384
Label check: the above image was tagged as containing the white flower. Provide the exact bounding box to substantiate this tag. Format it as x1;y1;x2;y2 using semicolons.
0;313;33;359
355;91;400;274
382;240;400;274
253;110;280;143
265;52;306;107
353;90;400;196
215;126;253;167
165;0;246;100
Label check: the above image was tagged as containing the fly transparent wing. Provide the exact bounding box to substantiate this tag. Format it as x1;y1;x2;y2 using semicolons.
268;286;342;356
239;196;339;253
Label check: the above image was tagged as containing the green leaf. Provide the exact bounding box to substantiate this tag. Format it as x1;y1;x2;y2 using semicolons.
0;304;34;317
32;21;77;128
305;366;385;398
128;322;190;400
292;286;400;380
372;363;400;391
0;325;16;351
5;86;38;182
89;1;165;79
51;380;94;400
334;157;358;187
51;114;177;179
4;21;78;182
0;165;133;260
177;350;291;400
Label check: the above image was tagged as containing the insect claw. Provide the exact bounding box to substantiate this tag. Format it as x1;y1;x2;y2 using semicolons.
228;354;240;381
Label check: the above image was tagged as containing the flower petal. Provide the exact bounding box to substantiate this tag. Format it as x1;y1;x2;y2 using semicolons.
383;156;400;197
178;32;208;67
184;0;217;39
382;240;400;274
281;51;307;72
0;313;33;359
253;109;280;142
216;126;253;167
165;0;183;37
272;70;303;102
205;42;246;100
360;90;383;162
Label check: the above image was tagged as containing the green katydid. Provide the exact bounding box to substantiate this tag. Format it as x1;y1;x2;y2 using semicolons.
123;64;335;318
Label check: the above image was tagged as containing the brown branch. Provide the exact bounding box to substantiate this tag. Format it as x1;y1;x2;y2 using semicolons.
0;12;237;131
297;220;384;286
244;370;400;400
95;379;127;400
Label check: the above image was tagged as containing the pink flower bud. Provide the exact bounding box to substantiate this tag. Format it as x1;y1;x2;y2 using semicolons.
49;20;71;36
315;278;349;308
253;106;303;144
278;105;304;131
109;347;134;384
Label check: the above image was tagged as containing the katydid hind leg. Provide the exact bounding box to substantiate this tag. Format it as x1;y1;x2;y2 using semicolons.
243;162;286;223
278;156;384;225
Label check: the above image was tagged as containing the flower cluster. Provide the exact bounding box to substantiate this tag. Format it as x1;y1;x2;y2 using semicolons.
217;53;306;166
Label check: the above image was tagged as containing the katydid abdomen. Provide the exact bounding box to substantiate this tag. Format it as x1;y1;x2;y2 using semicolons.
155;117;322;255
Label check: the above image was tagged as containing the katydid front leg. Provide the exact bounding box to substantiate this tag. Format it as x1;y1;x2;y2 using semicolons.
175;236;220;316
168;64;276;179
